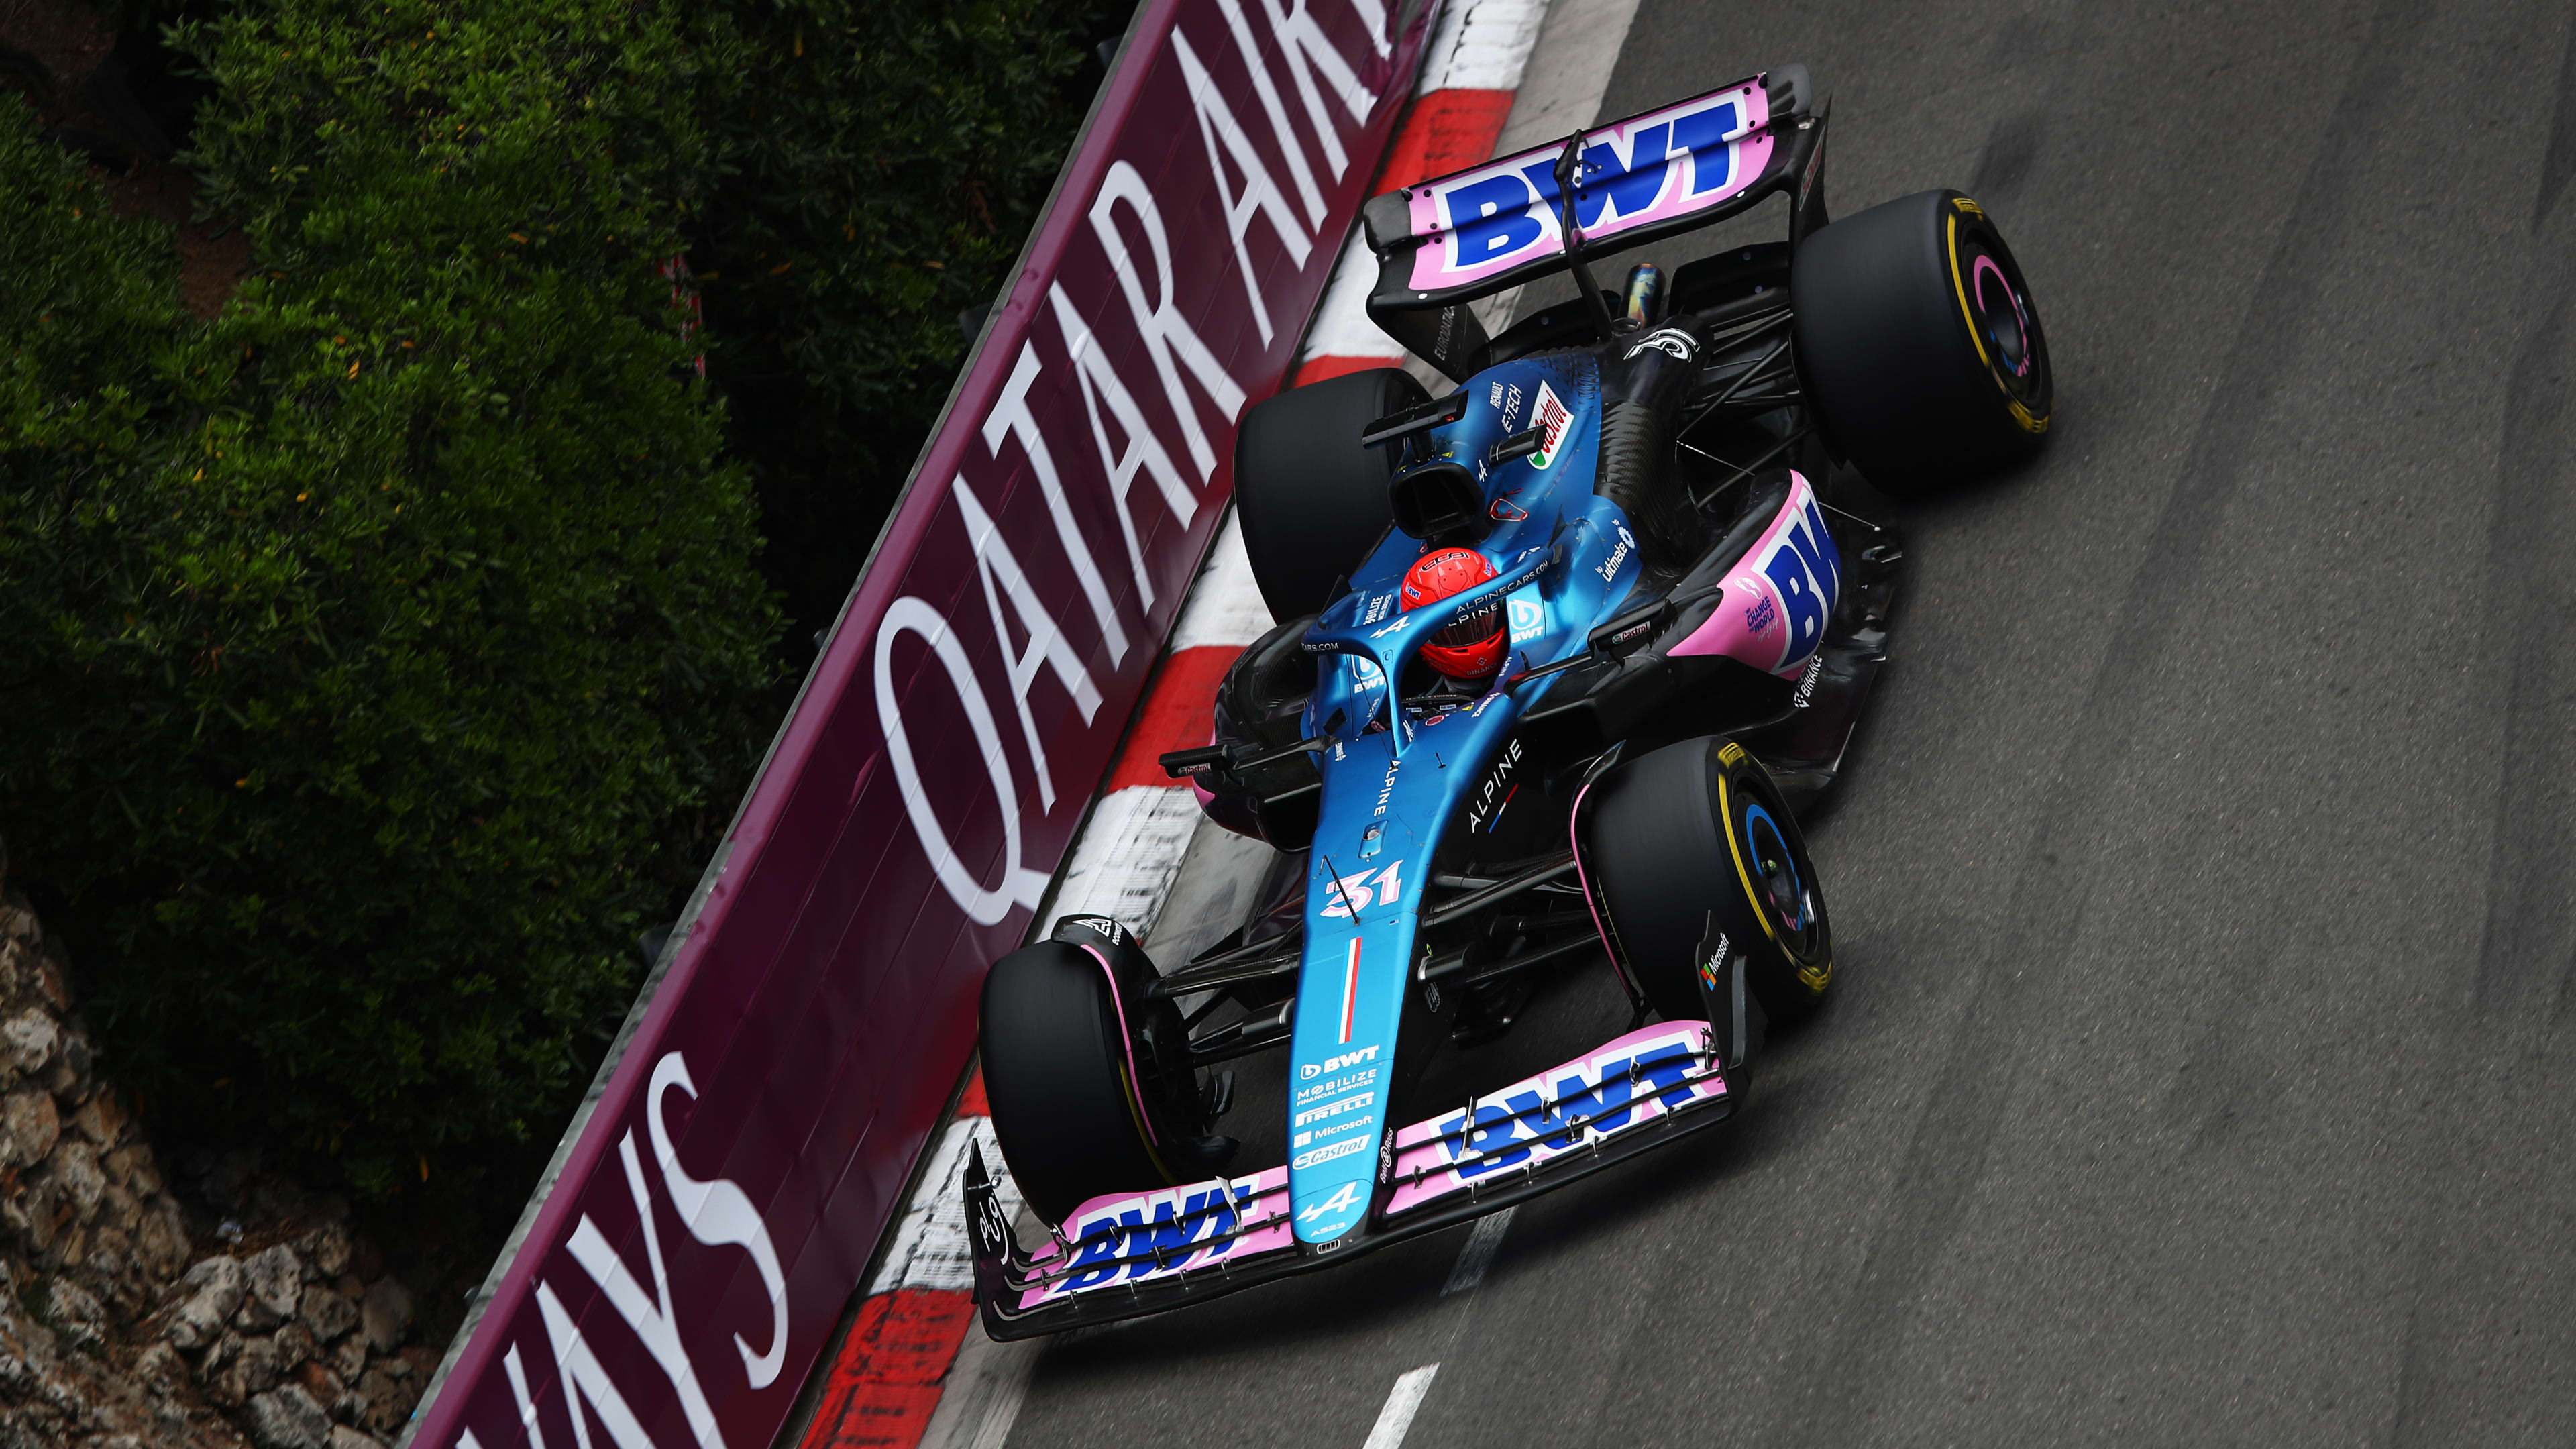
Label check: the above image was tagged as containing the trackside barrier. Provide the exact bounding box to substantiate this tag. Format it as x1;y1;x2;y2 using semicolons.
400;4;1438;1446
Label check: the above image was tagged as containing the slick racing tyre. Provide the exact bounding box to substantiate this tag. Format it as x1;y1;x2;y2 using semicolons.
1792;189;2051;494
1234;367;1425;621
980;918;1208;1223
1579;737;1833;1024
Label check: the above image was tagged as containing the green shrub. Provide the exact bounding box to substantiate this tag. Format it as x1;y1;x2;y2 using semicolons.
690;0;1117;639
0;0;779;1201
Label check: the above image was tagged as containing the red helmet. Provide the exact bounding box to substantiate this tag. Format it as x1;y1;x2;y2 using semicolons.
1401;548;1505;680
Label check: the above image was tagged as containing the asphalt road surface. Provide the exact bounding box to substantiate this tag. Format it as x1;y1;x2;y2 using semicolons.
998;1;2576;1443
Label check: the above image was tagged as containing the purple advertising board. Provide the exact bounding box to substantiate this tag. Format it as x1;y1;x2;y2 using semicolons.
402;3;1435;1448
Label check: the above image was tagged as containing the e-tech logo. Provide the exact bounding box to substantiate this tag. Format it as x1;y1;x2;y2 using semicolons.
1359;592;1396;626
1466;737;1525;835
1599;523;1635;582
1299;1044;1382;1080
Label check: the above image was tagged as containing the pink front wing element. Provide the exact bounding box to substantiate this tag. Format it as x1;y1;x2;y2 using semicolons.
1018;1165;1294;1307
1385;1022;1726;1216
1669;470;1842;678
1403;81;1774;293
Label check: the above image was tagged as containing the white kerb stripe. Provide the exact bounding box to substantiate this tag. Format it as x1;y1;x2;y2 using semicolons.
1169;508;1273;651
1416;0;1549;95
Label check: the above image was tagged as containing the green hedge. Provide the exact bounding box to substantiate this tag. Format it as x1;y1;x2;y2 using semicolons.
0;0;779;1199
2;0;1116;1214
692;0;1117;640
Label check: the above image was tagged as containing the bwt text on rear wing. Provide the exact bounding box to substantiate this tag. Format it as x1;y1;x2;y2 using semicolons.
1360;64;1829;379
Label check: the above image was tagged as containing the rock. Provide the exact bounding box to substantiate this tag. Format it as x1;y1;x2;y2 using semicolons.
103;1139;163;1196
135;1340;189;1397
297;1224;352;1280
274;1320;315;1376
236;1291;284;1333
330;1428;383;1449
298;1360;350;1420
327;1335;365;1380
229;1330;288;1399
70;1091;123;1149
166;1256;244;1351
43;1038;87;1100
45;1142;104;1224
245;1384;333;1449
357;1279;409;1354
197;1330;246;1406
0;1091;57;1167
246;1244;303;1324
299;1287;358;1344
133;1199;189;1279
28;956;64;1014
0;1013;56;1080
98;1181;138;1234
42;1279;101;1350
352;1365;416;1436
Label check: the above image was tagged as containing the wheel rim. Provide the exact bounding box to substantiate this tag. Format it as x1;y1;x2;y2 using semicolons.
1739;802;1824;962
1969;253;2031;378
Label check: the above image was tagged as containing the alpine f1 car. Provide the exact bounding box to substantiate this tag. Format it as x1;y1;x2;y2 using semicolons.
965;63;2051;1338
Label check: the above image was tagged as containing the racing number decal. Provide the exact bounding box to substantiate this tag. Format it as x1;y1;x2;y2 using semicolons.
1320;859;1405;917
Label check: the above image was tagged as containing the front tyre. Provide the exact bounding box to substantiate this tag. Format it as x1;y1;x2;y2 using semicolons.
1578;737;1833;1024
1792;189;2052;494
979;918;1205;1223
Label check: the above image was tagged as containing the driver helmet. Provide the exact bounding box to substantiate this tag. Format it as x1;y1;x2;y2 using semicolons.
1401;547;1505;680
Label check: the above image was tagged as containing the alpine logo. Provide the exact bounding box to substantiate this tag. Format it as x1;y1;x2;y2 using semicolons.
1466;737;1525;835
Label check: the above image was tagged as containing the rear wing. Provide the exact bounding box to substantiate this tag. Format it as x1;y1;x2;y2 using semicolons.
1360;65;1829;378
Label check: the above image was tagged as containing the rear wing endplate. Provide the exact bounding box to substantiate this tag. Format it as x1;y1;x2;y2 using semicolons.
1361;64;1829;378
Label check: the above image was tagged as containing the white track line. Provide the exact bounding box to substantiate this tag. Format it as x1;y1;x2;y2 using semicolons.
1362;1365;1442;1449
1440;1206;1516;1295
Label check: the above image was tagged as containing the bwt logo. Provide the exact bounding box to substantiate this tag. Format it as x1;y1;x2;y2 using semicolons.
1434;93;1754;268
1301;1044;1381;1079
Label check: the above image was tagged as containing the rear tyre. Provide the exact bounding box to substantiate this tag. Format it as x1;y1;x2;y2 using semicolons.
1792;189;2052;494
1579;737;1833;1024
1234;368;1426;621
979;919;1201;1223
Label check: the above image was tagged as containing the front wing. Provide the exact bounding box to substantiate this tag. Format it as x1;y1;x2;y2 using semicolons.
967;1021;1735;1340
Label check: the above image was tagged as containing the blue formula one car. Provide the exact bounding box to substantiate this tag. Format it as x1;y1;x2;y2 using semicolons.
965;64;2052;1338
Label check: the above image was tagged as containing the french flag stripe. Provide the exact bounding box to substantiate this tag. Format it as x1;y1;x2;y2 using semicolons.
1340;938;1363;1044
